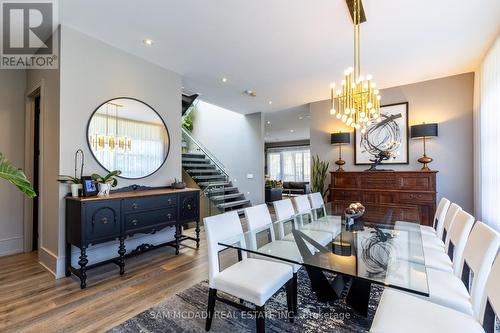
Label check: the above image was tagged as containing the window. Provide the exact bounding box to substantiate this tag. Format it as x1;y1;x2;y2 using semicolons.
266;147;310;182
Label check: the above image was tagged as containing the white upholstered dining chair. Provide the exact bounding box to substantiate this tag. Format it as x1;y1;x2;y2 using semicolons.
417;221;500;316
421;203;461;253
370;251;500;333
293;195;341;236
421;197;451;237
204;211;294;332
308;192;327;220
424;209;475;274
244;204;300;314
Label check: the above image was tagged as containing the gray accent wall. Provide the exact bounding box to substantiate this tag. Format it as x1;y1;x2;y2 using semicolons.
191;101;265;204
0;70;26;256
37;26;182;277
310;73;474;212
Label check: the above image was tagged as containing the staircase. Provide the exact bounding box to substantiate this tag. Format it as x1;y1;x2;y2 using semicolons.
182;152;251;214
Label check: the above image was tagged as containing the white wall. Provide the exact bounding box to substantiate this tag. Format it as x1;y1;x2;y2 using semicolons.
0;70;26;256
36;26;183;278
310;73;474;212
264;104;310;143
191;101;265;204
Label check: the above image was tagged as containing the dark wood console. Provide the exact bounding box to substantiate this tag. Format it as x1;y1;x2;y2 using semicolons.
328;171;437;226
65;187;200;288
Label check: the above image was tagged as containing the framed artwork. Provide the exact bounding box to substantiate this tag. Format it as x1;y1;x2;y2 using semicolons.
354;102;409;165
81;176;98;197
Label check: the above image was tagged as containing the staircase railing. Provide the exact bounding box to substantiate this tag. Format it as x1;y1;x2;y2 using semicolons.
182;127;229;181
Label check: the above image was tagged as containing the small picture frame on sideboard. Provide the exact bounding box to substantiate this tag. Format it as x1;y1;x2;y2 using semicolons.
81;176;98;197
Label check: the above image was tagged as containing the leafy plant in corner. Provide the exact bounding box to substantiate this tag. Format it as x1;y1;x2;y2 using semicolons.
91;170;122;187
0;152;36;198
181;107;194;131
311;155;329;198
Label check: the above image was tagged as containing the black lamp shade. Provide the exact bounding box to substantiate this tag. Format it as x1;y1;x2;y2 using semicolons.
410;123;438;138
331;132;350;144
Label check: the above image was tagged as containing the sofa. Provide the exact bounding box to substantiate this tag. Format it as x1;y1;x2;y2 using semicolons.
282;182;311;196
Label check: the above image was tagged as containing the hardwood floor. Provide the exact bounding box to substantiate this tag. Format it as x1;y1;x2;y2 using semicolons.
0;229;209;333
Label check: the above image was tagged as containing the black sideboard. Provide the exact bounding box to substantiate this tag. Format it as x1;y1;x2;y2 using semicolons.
65;187;200;288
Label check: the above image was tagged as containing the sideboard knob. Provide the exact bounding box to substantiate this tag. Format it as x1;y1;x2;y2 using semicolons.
101;217;108;224
132;219;138;226
132;203;139;209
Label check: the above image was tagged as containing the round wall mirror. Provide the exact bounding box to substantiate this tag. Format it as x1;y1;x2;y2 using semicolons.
87;97;170;179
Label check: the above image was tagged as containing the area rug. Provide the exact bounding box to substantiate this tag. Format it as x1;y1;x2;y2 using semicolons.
108;270;382;333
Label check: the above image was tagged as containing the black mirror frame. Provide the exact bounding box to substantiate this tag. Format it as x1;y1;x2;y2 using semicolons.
86;97;171;180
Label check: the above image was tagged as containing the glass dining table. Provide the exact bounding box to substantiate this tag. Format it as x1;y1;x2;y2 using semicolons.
218;203;429;316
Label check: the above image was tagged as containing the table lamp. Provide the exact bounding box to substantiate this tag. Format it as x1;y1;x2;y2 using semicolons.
331;132;350;172
410;123;438;171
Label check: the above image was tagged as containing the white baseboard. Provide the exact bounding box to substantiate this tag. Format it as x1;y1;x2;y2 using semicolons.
38;246;63;278
0;235;24;257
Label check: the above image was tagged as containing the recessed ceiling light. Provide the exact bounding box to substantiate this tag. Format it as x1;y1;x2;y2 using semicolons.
266;121;271;125
299;116;303;120
143;39;154;46
244;90;257;97
290;129;295;133
268;101;273;105
221;77;228;83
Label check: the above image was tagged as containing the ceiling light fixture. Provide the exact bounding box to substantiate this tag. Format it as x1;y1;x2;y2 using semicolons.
268;101;273;105
244;90;257;97
221;77;228;83
329;0;381;134
290;129;295;133
143;39;154;46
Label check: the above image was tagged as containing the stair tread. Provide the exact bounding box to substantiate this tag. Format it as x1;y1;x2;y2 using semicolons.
182;163;216;169
198;182;232;188
182;158;210;163
182;153;206;158
192;175;227;180
185;169;221;174
210;193;244;201
208;186;238;193
217;199;251;208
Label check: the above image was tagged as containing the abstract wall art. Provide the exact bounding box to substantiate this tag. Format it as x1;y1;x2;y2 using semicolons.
354;102;409;165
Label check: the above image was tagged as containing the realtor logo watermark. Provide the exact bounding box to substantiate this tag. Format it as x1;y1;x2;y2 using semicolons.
0;0;58;69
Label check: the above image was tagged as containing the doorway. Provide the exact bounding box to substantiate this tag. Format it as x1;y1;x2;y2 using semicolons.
32;95;41;250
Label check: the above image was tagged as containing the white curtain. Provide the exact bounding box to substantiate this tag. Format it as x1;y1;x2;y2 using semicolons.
475;35;500;231
89;114;168;178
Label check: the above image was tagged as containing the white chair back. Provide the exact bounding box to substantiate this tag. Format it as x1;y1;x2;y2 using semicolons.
294;195;312;213
273;199;296;220
446;210;475;276
434;197;451;236
459;222;500;318
244;204;273;231
479;254;500;328
204;211;246;286
308;192;327;219
442;203;461;246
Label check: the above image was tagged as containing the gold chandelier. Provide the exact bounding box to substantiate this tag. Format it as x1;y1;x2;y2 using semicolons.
329;0;381;134
90;102;132;152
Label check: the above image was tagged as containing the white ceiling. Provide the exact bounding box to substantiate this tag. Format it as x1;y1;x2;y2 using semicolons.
61;0;500;114
264;105;310;143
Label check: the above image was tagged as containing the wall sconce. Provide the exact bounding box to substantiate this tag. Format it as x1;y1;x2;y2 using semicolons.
410;123;438;171
330;131;351;172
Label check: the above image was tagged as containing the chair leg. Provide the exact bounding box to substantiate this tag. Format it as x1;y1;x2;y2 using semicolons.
285;278;294;323
205;288;217;331
293;272;298;315
255;305;265;333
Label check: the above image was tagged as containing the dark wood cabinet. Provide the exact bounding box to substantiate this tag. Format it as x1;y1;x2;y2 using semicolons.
328;171;437;226
65;187;200;289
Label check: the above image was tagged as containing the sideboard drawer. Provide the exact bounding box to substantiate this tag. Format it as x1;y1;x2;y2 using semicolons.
84;201;121;243
123;194;177;213
399;192;434;203
124;207;177;232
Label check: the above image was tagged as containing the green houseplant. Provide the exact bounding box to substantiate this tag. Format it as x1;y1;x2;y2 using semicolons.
311;155;329;198
91;170;121;196
58;175;82;197
0;153;36;198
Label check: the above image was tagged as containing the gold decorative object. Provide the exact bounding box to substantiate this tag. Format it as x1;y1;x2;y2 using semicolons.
329;0;382;134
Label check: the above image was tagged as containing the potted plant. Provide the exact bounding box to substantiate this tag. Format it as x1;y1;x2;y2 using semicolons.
311;155;330;198
172;178;186;189
0;153;36;198
58;175;82;197
91;170;122;196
